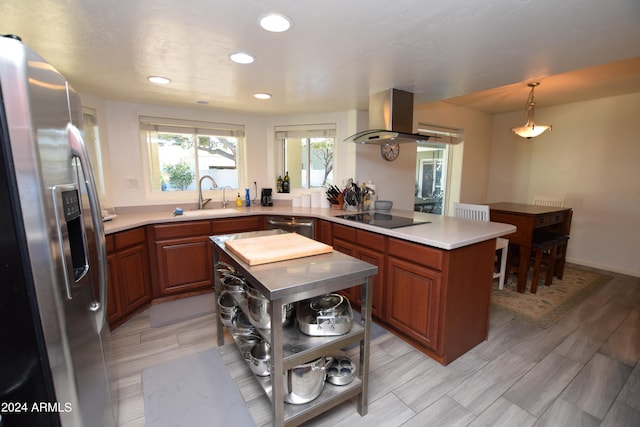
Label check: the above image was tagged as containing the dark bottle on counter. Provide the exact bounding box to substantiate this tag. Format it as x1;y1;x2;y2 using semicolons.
277;175;283;193
282;171;290;193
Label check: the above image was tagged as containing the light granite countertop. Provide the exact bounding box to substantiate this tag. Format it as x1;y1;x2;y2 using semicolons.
103;205;515;251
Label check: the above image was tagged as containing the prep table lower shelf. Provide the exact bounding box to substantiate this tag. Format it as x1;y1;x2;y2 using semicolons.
229;327;365;425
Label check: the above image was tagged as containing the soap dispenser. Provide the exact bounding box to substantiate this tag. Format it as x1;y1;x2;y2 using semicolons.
235;193;243;207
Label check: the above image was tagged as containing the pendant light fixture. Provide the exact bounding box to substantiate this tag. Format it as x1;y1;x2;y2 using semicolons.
511;82;552;139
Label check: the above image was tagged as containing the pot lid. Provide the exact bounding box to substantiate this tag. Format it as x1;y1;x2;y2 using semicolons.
310;294;343;312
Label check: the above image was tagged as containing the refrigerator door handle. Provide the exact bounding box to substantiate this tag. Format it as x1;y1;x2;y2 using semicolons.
68;122;108;331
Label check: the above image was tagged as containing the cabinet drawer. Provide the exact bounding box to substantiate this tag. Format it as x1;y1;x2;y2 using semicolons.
212;216;262;234
534;213;563;228
356;229;385;250
153;221;211;240
388;237;443;271
333;223;356;241
114;227;146;249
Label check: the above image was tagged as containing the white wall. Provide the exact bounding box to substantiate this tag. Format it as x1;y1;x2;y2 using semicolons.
488;92;640;277
79;97;357;207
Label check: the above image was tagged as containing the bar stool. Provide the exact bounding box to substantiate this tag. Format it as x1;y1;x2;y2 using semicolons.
529;238;557;293
506;237;557;294
533;230;570;279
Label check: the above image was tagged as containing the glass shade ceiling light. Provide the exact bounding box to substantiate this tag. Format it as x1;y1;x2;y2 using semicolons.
511;82;552;139
253;93;272;100
259;13;292;32
148;76;171;84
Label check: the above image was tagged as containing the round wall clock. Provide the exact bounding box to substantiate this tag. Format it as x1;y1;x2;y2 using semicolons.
380;142;400;161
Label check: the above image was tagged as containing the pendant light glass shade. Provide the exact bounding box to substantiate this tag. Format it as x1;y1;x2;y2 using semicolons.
511;82;552;139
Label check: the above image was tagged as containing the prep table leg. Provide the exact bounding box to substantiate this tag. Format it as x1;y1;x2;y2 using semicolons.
270;298;285;426
213;249;225;347
357;276;372;416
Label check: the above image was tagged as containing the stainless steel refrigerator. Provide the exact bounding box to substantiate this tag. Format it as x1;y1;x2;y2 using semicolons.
0;35;117;426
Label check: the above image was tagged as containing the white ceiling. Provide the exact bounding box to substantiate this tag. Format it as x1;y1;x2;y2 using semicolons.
2;0;640;115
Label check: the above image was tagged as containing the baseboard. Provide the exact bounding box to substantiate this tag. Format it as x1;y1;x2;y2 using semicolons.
566;258;639;278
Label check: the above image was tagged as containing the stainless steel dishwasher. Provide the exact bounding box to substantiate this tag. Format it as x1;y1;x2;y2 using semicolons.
265;216;315;239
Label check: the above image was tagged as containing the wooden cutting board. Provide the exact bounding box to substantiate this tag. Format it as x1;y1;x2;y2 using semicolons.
224;233;333;266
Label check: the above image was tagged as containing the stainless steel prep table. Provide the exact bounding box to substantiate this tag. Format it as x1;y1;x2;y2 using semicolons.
210;229;378;427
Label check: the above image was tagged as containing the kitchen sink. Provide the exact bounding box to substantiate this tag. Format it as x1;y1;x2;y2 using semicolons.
180;208;241;217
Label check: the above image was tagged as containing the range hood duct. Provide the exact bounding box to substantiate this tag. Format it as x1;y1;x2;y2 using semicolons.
344;88;461;145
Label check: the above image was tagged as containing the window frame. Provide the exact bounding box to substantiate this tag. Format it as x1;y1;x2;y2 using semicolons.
81;108;107;200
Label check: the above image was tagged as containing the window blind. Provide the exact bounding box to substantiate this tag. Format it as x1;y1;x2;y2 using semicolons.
139;116;245;138
275;123;336;139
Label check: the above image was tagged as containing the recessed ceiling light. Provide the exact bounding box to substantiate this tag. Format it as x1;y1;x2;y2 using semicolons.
254;93;272;100
259;13;292;32
229;52;255;64
148;76;171;84
195;100;209;105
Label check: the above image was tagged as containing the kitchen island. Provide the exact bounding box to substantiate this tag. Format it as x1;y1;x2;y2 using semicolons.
104;205;515;364
211;229;377;427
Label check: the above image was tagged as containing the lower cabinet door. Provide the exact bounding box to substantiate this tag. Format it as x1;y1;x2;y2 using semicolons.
356;247;384;319
156;236;213;295
386;256;441;349
106;253;122;325
332;238;360;303
117;243;152;312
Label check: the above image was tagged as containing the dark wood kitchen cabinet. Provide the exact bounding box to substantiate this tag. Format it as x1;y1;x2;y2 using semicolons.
150;216;262;297
151;220;214;297
212;215;262;235
385;237;495;364
105;236;121;325
332;224;385;319
107;227;152;328
315;219;333;245
386;246;442;349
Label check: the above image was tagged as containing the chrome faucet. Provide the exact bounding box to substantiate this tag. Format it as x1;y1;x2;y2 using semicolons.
221;186;234;208
198;175;218;209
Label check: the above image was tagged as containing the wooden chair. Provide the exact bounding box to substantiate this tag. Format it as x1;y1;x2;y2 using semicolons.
532;196;565;207
453;203;509;289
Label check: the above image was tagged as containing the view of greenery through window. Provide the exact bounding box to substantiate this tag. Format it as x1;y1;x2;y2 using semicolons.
140;117;242;192
278;125;335;189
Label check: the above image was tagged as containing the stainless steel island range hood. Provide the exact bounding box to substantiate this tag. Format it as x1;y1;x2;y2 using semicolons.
344;88;461;145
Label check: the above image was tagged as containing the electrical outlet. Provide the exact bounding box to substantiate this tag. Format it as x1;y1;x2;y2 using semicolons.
126;177;139;188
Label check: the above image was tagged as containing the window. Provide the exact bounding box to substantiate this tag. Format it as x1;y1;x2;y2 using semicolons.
275;124;335;189
414;124;462;215
140;117;244;193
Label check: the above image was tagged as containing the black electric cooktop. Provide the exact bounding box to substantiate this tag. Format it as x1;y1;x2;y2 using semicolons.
335;212;430;229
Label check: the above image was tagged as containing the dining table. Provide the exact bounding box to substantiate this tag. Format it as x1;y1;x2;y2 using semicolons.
489;202;573;293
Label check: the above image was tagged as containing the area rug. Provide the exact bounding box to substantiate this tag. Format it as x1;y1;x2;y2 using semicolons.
492;265;612;328
149;293;216;328
142;348;256;427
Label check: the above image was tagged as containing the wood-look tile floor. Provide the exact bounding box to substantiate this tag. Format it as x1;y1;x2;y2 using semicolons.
111;266;640;426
